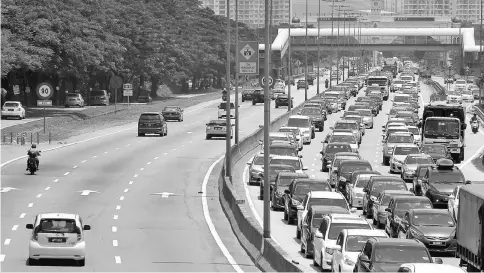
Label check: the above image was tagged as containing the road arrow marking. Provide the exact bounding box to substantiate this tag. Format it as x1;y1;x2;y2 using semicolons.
0;187;19;193
78;190;99;196
151;192;176;198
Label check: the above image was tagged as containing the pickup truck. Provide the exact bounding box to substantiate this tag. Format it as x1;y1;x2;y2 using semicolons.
456;184;484;272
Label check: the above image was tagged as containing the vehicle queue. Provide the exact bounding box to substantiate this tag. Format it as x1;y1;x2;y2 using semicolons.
243;64;477;272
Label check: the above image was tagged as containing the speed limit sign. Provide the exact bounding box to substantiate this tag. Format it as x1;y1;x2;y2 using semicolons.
36;82;54;100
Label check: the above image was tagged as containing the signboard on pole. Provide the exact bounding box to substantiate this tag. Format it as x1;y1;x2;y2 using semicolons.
13;85;20;95
35;82;54;100
123;83;133;96
37;100;52;107
259;76;273;88
237;41;259;75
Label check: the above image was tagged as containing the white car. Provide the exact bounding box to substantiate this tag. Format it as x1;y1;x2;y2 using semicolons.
269;155;307;174
389;144;420;174
398;263;465;273
26;213;91;266
461;90;474;103
296;191;354;240
331;229;388;272
329;132;359;153
286;115;314;144
407;126;421;143
348;174;379;208
279;126;304;151
313;214;372;270
1;101;26;119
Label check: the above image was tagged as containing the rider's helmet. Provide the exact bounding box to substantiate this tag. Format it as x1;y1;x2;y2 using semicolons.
474;113;477;117
31;144;37;148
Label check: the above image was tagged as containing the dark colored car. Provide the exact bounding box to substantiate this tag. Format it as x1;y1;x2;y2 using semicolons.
297;80;308;90
259;164;295;199
161;106;184;121
137;112;168;136
300;107;324;132
271;172;310;210
252;89;264;105
336;160;373;193
320;142;353;172
269;142;298;157
384;196;433;238
372;190;414;229
353;238;441;272
89;90;109;106
420;159;466;206
283;180;332;224
242;89;254;102
397;209;456;254
275;94;293;108
138;91;152;104
307;75;315;85
362;176;408;218
328;152;362;187
420;143;452;161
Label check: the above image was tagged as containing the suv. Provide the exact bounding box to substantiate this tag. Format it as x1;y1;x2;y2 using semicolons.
138;112;168;136
382;132;415;166
300;107;324;132
241;89;254;102
320;142;353;172
206;119;233;140
65;93;85;107
218;102;235;119
89;90;109;106
287;115;315;144
252;88;264;105
271;172;310;210
335;160;373;193
275;94;293;108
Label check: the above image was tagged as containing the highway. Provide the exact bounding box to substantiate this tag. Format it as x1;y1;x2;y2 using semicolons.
237;77;484;272
0;80;317;271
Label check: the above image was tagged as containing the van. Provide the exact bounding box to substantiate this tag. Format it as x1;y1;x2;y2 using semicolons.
218;102;235;119
287;115;314;144
89;90;109;106
138;112;168;137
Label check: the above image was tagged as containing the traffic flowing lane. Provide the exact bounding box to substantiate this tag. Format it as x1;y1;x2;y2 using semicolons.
240;79;483;272
0;81;317;271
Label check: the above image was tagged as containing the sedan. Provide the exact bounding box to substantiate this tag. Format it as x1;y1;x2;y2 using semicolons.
389;145;420;174
162;106;184;121
1;101;26;119
271;172;309;210
400;154;434;182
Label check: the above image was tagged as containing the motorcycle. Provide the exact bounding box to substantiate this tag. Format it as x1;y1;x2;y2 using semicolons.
471;120;479;134
27;158;38;175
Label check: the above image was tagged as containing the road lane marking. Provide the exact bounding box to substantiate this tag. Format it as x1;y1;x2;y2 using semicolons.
104;151;108;154
115;256;121;263
147;162;151;165
119;196;124;201
73;165;78;169
124;189;129;193
45;187;50;191
154;157;159;160
189;141;193;143
0;254;4;262
202;155;244;273
53;179;59;183
133;174;138;178
113;215;118;220
4;239;11;245
36;194;42;198
164;153;168;155
19;213;26;218
81;160;87;163
311;174;316;178
140;168;144;171
116;148;119;150
28;203;33;208
126;144;131;146
116;205;121;210
129;181;133;185
112;226;117;232
113;240;118;247
64;172;70;176
173;149;176;151
92;155;97;158
311;169;315;172
12;225;18;231
79;190;99;196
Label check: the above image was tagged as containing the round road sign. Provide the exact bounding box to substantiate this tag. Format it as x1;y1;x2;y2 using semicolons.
36;82;54;100
260;76;273;87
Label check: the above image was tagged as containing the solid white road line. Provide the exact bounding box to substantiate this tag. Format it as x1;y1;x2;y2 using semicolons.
202;155;244;273
12;225;18;231
115;256;121;264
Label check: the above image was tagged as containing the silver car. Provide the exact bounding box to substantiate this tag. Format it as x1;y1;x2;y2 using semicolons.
65;93;85;107
357;109;374;129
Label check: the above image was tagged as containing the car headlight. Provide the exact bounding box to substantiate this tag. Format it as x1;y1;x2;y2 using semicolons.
410;227;424;238
450;230;456;239
291;199;301;207
344;255;355;266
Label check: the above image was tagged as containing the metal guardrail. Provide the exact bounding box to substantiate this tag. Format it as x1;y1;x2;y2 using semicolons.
2;131;52;145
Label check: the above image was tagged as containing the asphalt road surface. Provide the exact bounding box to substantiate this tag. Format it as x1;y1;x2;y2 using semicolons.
0;80;319;272
239;77;484;272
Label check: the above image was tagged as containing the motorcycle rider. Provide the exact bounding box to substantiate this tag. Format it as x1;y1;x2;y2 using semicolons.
471;113;478;124
26;144;41;171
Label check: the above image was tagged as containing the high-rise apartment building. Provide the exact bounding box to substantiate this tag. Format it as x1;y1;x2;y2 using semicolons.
200;0;290;28
383;0;483;23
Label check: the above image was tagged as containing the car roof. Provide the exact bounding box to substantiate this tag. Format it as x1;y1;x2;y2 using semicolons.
393;196;430;201
269;143;294;148
383;190;413;195
410;208;449;215
38;213;78;220
371;176;404;181
334;152;359;157
270;164;295;169
271;155;299;160
339;160;370;165
345;229;388;237
371;238;422;246
279;172;309;178
297;178;329;183
289;115;309;120
394;144;419;148
309;191;345;199
280;126;300;130
406;153;430;157
336;120;358;124
327;142;352;146
332;132;353;136
141;112;161;115
328;214;369;224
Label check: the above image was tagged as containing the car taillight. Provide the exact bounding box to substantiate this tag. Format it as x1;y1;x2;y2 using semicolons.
77;234;83;242
32;233;38;241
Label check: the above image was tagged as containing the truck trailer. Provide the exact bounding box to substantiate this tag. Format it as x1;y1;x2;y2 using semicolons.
456;184;484;272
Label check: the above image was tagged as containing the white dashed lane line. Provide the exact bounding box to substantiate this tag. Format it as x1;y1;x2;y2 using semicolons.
19;213;26;219
64;172;70;176
140;168;144;171
112;226;117;232
119;196;124;201
113;215;118;220
12;225;18;231
104;151;108;154
0;254;5;262
116;148;120;150
124;189;129;193
81;160;87;163
4;239;11;245
115;256;122;264
92;155;97;158
164;153;168;155
113;240;118;247
154;157;159;160
36;194;42;198
45;187;50;191
133;174;138;178
116;205;121;210
28;203;34;208
53;179;59;183
129;181;133;185
73;165;78;169
147;162;151;165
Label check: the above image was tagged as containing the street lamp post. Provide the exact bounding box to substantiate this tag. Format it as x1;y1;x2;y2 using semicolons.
480;0;483;105
288;15;300;111
317;0;321;94
225;0;232;178
235;0;240;144
304;0;308;101
263;0;271;239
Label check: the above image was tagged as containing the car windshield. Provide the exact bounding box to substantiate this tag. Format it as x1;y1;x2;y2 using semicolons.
287;118;310;127
270;166;295;175
270;147;297;157
253;156;264;165
394;81;404;85
308;198;348;212
90;91;105;96
328;224;370;240
346;235;381;252
412;213;455;227
67;94;79;98
270;159;300;169
395;200;432;211
341;163;372;175
327;144;352;154
335;123;357;130
280;128;299;135
429;171;464;183
294;183;331;195
36;219;80;234
387;135;413;143
407;128;419;135
374;246;430;263
219;103;235;109
355;175;375;188
421;145;446;155
393;147;420;155
346;117;362;123
140;114;160;120
394;96;410;103
4;102;20;107
164;107;179;111
358;110;372;117
371;181;407;196
405;156;433;165
278;175;304;187
301;109;320;115
331;135;356;143
208;120;226;126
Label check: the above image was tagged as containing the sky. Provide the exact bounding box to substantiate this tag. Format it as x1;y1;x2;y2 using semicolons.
291;0;372;18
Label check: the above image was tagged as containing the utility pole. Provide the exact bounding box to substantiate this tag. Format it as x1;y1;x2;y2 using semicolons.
263;0;271;239
288;0;292;111
225;0;232;178
317;0;321;94
235;0;240;144
304;0;308;101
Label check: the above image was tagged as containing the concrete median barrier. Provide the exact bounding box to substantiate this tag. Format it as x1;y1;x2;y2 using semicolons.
215;94;319;272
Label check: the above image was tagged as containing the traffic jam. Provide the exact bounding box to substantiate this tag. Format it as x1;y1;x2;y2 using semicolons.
244;60;483;272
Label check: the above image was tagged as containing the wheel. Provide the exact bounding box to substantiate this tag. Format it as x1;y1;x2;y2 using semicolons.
373;217;377;226
275;105;278;108
65;105;69;108
28;258;37;266
284;210;288;221
322;161;328;172
383;156;389;166
164;128;168;136
252;101;255;105
242;99;245;102
206;135;211;140
138;133;145;136
77;259;85;266
296;228;301;239
30;169;35;175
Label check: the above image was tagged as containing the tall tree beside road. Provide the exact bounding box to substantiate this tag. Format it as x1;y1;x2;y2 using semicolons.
0;0;258;102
